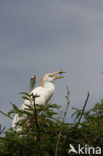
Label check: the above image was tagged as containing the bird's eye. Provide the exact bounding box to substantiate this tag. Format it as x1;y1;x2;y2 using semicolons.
48;74;51;77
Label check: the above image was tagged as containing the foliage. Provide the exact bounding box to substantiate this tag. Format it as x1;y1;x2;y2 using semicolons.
0;92;103;156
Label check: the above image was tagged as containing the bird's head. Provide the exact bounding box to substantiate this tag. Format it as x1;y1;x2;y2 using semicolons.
30;75;36;80
40;70;65;87
30;75;36;84
29;75;36;92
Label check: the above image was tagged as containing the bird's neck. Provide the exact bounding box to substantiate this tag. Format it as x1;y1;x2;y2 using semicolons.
29;79;35;92
44;82;55;91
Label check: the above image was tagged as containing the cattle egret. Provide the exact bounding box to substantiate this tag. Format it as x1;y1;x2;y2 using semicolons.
12;70;64;131
12;75;36;131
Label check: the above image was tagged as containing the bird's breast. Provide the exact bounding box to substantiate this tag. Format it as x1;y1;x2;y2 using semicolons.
31;86;55;105
44;90;54;104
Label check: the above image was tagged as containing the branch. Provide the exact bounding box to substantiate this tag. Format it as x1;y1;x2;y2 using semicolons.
55;86;70;156
77;91;90;127
0;124;5;135
90;135;100;144
31;94;41;156
31;94;40;141
0;110;13;119
63;86;70;122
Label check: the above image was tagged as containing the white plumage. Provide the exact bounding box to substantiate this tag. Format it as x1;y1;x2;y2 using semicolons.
12;71;64;131
12;75;36;131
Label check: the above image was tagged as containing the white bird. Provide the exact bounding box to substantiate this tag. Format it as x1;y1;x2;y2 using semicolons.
12;75;36;131
29;75;36;92
12;70;64;131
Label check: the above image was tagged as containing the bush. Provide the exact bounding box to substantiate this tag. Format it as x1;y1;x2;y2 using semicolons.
0;91;103;156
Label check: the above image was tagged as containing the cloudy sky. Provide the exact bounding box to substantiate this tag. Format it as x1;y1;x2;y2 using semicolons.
1;0;103;130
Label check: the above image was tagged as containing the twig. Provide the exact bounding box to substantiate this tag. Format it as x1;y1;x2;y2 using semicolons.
90;135;99;144
0;124;5;135
31;94;41;156
77;92;90;127
61;135;82;144
0;110;13;119
31;94;40;141
63;86;70;122
55;86;70;156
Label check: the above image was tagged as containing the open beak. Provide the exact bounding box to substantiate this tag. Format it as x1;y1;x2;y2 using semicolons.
53;76;64;80
49;70;65;79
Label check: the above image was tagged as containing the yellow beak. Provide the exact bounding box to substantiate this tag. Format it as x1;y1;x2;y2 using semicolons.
53;76;64;80
31;75;36;80
49;70;64;79
49;70;65;77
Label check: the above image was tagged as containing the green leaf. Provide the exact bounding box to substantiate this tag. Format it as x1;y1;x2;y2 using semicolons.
22;96;30;100
7;110;15;117
20;92;30;97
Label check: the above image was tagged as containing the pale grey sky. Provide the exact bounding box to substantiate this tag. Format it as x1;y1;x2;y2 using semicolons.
1;0;103;130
